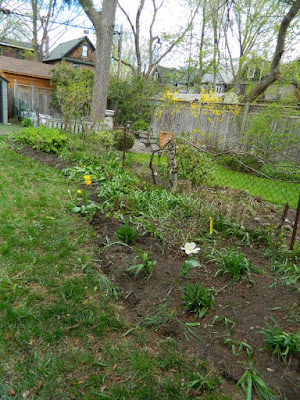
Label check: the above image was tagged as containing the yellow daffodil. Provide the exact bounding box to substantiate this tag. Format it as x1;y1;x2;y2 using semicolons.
84;175;91;181
85;180;92;186
77;189;82;195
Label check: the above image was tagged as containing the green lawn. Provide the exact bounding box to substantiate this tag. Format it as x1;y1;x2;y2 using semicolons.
0;137;226;399
128;152;299;209
0;122;23;135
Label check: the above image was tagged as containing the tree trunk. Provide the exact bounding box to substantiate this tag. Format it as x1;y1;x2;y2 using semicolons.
79;0;118;122
241;0;300;103
31;0;42;62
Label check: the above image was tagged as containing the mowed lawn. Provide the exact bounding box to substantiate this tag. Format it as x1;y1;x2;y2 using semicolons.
0;137;225;399
128;152;299;209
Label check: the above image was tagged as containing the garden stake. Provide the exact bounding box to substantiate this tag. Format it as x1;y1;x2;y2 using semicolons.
289;191;300;250
210;217;213;234
122;126;127;168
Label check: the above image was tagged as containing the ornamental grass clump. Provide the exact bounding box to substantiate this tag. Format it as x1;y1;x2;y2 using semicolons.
183;283;215;318
210;248;253;280
258;317;300;362
117;222;137;244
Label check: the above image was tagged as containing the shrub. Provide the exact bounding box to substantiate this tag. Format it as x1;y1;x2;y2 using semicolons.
114;130;135;151
218;154;260;173
21;118;33;127
94;130;115;152
177;144;215;186
131;121;149;132
13;126;67;154
183;283;215;318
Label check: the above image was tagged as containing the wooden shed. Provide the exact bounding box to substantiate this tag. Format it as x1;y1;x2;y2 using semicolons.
0;75;9;124
0;56;54;118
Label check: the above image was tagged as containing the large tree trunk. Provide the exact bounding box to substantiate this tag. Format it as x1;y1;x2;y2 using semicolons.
241;0;300;103
31;0;42;62
79;0;118;122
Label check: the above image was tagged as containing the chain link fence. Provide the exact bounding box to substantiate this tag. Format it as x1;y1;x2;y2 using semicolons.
120;101;300;248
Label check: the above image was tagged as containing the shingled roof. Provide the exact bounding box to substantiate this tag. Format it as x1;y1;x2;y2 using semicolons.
0;56;54;78
0;38;34;51
44;36;95;62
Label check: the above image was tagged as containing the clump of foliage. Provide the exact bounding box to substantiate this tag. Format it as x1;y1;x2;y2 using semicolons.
108;74;159;124
258;317;300;362
217;154;260;174
177;144;215;186
243;102;300;163
260;162;300;182
181;258;201;278
51;63;94;132
131;120;150;132
210;248;253;280
13;126;67;154
183;283;215;318
116;222;137;244
127;248;157;279
21;118;33;127
271;260;299;290
114;130;135;151
235;358;276;400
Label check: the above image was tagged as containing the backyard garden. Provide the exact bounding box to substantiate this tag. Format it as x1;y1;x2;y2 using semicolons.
0;123;299;399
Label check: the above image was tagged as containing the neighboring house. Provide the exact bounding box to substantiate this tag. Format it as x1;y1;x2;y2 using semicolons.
0;38;35;61
43;36;95;70
0;74;9;123
0;56;54;118
152;65;198;92
152;65;233;93
199;70;233;94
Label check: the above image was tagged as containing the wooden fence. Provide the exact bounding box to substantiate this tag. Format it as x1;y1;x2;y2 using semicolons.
8;82;52;118
152;102;300;162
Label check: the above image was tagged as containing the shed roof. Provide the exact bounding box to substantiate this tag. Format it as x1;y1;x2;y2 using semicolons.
0;56;53;78
44;36;95;62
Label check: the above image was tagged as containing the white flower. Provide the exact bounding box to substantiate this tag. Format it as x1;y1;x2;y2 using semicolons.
181;242;200;255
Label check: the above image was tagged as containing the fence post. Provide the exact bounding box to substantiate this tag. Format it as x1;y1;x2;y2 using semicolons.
289;190;300;250
241;102;250;132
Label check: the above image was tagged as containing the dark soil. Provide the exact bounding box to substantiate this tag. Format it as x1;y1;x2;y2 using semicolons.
94;213;299;399
19;146;300;399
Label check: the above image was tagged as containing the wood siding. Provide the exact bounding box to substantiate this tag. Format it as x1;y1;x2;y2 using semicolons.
67;41;95;63
1;72;51;89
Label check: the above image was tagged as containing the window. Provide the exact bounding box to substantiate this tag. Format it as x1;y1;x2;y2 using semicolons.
17;50;24;59
82;44;89;58
247;68;255;79
153;71;159;80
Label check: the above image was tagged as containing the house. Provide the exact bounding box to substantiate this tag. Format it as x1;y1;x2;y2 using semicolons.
152;65;233;93
152;65;198;92
199;70;233;94
0;56;53;118
0;38;35;60
0;75;9;123
44;36;95;70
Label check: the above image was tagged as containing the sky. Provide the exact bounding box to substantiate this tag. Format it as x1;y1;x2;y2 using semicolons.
4;0;300;69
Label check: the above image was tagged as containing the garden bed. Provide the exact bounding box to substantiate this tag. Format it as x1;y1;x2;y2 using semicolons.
17;144;300;399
